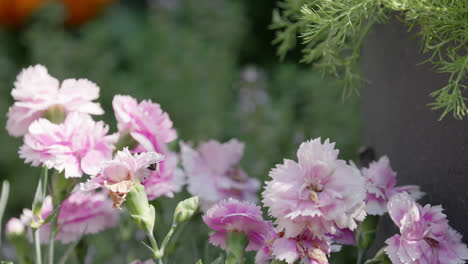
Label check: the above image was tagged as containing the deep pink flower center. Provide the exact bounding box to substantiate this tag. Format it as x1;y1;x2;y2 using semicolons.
424;237;439;248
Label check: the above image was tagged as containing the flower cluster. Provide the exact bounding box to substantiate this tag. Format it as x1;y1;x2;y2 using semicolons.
81;148;164;209
19;191;119;243
113;95;184;200
361;156;424;215
4;65;467;264
386;193;468;264
4;65;182;245
263;138;367;239
202;137;467;264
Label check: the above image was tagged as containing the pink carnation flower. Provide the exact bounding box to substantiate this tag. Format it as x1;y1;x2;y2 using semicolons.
262;138;366;238
81;148;164;209
112;95;176;152
20;191;119;244
362;156;424;215
271;231;331;264
203;199;275;252
112;95;183;200
19;112;117;178
385;192;468;264
7;65;104;137
181;139;260;211
256;230;331;264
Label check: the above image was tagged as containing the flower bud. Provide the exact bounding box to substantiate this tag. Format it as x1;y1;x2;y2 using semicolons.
173;196;198;224
125;181;155;232
5;218;25;238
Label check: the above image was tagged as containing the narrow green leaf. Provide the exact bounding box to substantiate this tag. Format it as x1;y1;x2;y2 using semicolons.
210;256;223;264
363;260;382;264
32;167;48;223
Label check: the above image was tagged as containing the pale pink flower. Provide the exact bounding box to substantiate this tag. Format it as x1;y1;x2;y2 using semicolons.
255;244;274;264
265;230;331;264
203;199;275;252
262;138;366;239
385;192;468;264
20;191;119;244
362;156;424;215
112;95;176;152
181;139;260;211
6;65;103;137
19;112;117;178
5;218;25;236
81;148;164;209
112;95;183;200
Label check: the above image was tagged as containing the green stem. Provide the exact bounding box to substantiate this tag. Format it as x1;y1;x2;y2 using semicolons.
33;228;42;264
357;249;366;264
0;181;10;252
147;230;159;252
32;167;48;264
145;228;160;262
225;251;244;264
224;232;247;264
158;223;178;257
47;211;58;264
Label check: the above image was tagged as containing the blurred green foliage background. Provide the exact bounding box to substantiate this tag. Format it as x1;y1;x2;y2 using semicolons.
0;0;360;262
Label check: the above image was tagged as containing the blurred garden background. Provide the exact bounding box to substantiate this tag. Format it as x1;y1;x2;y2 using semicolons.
0;0;361;262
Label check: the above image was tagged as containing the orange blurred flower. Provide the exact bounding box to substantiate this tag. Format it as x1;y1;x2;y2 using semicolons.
61;0;114;26
0;0;114;28
0;0;45;27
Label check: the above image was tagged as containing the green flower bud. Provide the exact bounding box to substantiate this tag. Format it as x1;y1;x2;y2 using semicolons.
125;181;155;232
173;196;199;224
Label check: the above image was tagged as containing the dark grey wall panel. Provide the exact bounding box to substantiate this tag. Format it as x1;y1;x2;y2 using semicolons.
361;19;468;251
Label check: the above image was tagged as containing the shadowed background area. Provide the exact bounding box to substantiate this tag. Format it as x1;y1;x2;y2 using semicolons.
362;19;468;249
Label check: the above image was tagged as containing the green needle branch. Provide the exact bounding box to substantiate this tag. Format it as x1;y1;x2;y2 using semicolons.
272;0;468;120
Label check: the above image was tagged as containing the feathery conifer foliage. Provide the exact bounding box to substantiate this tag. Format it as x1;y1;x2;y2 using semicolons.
272;0;468;120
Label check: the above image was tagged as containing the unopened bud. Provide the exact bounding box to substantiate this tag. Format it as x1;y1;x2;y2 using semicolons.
125;181;155;232
173;196;198;224
6;218;25;238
